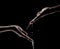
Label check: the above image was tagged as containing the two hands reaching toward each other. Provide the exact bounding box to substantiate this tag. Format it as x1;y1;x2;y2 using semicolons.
0;5;60;49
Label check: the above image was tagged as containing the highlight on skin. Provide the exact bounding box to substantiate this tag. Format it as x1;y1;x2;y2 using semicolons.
0;4;60;49
26;5;60;29
0;25;33;42
0;25;34;49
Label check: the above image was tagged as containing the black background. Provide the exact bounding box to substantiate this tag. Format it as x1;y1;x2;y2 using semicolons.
0;0;60;49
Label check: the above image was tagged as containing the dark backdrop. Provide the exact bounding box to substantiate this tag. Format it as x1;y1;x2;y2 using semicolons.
0;0;60;49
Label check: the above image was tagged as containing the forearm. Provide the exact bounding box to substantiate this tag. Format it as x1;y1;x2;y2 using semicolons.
0;25;33;42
